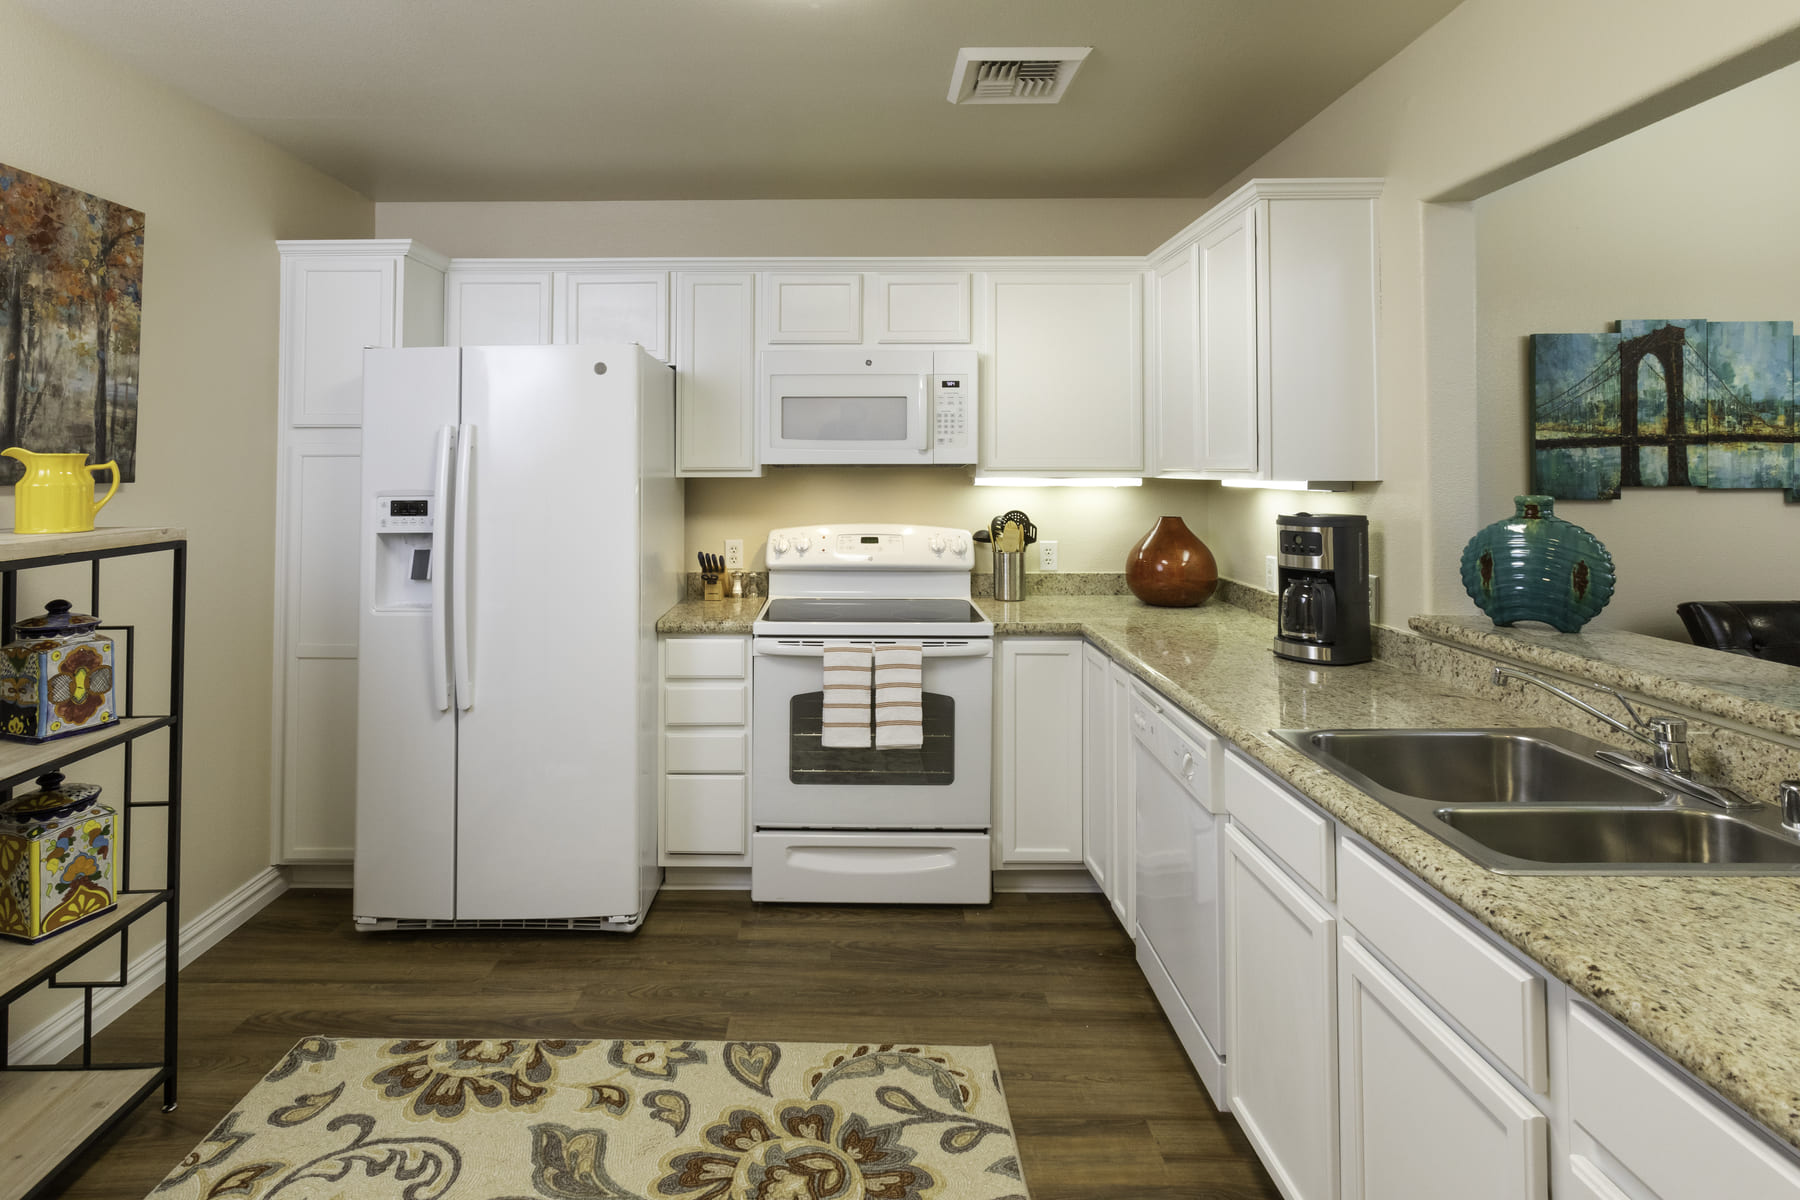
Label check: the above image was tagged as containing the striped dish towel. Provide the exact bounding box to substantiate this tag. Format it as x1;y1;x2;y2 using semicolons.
821;643;873;748
874;643;925;749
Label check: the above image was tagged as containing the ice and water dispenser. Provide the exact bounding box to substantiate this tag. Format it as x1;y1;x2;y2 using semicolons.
372;495;436;610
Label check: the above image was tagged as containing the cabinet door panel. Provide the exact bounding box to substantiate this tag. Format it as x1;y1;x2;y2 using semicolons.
999;639;1085;863
447;272;554;346
1339;934;1547;1200
763;273;863;343
1198;207;1258;472
280;439;362;860
986;274;1143;473
1082;644;1112;889
1226;821;1338;1200
287;259;394;426
565;271;667;360
666;776;748;854
1153;247;1201;474
876;273;971;343
1106;659;1135;929
674;273;758;475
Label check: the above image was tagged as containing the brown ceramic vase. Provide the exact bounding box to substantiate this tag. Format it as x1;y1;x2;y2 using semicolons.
1126;516;1219;607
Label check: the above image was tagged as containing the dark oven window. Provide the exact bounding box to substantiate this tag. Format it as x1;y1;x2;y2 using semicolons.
788;692;955;785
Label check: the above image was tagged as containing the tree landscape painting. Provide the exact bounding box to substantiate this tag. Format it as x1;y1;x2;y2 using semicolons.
0;163;142;486
1531;318;1797;502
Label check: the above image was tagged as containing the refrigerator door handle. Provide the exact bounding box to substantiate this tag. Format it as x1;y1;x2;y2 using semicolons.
430;425;455;711
452;422;476;710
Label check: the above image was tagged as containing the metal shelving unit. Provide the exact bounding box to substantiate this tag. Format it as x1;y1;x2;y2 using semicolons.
0;527;186;1200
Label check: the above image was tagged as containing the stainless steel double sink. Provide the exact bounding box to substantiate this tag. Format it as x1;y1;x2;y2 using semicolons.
1271;727;1800;874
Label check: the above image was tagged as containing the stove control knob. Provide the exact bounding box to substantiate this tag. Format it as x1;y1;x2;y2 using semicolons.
771;535;789;556
796;536;812;553
950;534;968;555
929;534;946;554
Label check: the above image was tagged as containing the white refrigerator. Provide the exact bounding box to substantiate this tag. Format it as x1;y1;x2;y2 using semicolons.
352;344;681;930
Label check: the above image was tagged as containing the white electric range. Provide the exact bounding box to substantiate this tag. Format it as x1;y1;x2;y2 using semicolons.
749;524;994;904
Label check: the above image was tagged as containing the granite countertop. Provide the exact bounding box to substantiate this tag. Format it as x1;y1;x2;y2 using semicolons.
658;593;1800;1149
1413;613;1800;742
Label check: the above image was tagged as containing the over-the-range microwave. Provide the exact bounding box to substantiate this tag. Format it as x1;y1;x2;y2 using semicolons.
759;348;977;465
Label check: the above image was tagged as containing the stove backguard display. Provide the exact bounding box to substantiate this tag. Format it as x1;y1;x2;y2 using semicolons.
787;692;955;785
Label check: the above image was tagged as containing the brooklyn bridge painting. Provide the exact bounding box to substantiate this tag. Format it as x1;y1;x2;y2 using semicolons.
1531;319;1796;501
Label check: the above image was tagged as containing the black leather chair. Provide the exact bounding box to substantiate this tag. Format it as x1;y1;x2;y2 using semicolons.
1676;601;1800;666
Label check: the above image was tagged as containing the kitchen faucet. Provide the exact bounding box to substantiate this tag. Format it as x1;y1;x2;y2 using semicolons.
1489;665;1752;811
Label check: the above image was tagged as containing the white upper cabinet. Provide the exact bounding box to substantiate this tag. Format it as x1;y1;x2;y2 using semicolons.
1152;246;1202;474
561;271;668;360
875;272;971;343
674;272;760;476
1198;206;1260;473
762;273;864;343
1148;179;1381;483
984;271;1144;475
279;240;447;427
445;269;555;346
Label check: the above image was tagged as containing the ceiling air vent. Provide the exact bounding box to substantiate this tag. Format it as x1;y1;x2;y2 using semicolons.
947;46;1091;105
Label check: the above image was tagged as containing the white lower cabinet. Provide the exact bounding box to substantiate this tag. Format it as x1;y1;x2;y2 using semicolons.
1338;933;1547;1200
1081;644;1140;930
996;638;1085;864
1567;1004;1800;1200
1225;821;1339;1200
661;636;751;864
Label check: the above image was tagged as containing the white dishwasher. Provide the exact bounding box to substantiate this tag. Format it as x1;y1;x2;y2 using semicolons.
1132;685;1228;1109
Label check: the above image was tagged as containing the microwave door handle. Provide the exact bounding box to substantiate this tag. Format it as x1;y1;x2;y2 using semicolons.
429;425;454;711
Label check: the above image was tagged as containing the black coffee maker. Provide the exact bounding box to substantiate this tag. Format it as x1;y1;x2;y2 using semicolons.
1273;513;1371;665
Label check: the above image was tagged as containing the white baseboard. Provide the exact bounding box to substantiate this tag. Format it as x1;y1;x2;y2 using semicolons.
8;866;289;1065
662;866;752;891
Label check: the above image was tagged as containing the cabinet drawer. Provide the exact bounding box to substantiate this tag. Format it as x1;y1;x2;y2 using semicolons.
1339;837;1546;1091
1564;1157;1633;1200
1569;1005;1800;1199
665;775;747;854
665;683;747;726
1222;750;1334;899
664;638;748;679
665;730;747;774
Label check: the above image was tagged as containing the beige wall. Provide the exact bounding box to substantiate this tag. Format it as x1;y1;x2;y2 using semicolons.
0;0;371;989
374;198;1202;258
1196;0;1800;623
1476;62;1800;640
688;471;1212;575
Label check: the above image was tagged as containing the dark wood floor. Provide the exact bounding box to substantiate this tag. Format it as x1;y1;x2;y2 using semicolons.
46;887;1278;1199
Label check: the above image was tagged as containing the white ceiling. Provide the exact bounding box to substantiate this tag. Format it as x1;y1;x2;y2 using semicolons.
20;0;1462;202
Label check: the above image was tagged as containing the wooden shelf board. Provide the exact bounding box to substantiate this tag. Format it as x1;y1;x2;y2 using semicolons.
0;1066;162;1200
0;892;165;1003
0;716;174;791
0;527;185;567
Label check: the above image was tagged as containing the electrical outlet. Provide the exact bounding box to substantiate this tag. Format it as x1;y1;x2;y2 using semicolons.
1264;554;1278;592
1038;541;1059;571
1368;574;1381;623
724;539;744;570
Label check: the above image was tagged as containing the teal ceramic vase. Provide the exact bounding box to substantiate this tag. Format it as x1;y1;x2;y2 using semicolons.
1459;495;1614;633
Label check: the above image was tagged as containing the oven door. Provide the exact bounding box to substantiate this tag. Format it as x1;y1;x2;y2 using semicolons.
752;638;992;830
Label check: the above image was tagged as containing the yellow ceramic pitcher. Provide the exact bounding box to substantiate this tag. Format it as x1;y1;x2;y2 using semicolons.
2;449;120;535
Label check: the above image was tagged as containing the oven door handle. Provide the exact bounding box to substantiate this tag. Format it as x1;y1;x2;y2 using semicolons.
754;639;993;660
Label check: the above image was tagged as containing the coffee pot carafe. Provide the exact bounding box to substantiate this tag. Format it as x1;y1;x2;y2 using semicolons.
1273;513;1370;665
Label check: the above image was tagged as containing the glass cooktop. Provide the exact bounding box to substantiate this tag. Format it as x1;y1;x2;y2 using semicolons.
761;597;984;624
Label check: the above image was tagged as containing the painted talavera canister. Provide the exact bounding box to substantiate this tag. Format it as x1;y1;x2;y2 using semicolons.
0;600;119;742
0;772;116;942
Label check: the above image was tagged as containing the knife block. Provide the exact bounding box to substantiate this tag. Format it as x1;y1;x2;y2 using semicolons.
703;571;729;602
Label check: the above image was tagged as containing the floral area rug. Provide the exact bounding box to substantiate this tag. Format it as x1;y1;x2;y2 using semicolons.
150;1037;1030;1199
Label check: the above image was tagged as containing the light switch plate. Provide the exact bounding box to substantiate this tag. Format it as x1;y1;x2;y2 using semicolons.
1039;541;1059;571
1264;555;1278;592
724;539;744;570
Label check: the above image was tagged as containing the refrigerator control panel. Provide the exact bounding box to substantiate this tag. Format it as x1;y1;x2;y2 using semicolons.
376;495;435;532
